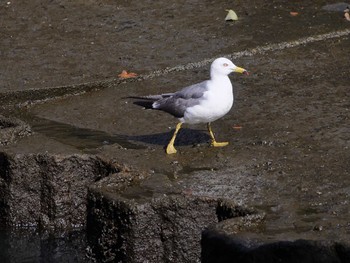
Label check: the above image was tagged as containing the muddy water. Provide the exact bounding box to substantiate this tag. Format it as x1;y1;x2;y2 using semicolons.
28;115;145;150
0;229;87;262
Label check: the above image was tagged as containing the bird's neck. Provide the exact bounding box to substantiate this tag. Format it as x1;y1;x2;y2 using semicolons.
210;73;230;83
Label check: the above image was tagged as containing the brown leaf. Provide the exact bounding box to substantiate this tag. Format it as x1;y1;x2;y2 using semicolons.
118;70;138;79
290;11;299;16
233;125;242;130
344;12;350;21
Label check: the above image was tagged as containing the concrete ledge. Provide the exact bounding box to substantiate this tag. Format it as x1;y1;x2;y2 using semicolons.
86;183;261;263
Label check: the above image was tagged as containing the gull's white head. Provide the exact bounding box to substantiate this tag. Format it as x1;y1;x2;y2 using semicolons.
210;57;248;79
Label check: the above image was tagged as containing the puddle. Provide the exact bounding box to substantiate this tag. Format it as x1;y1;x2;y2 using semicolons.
20;113;214;153
26;115;146;150
178;165;218;175
120;185;156;200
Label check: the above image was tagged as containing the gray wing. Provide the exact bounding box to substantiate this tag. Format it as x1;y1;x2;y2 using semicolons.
127;93;174;101
153;80;209;118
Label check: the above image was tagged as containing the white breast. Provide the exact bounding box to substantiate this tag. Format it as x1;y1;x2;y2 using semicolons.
181;77;234;124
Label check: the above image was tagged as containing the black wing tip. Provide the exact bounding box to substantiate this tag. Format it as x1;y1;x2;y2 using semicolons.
132;100;154;109
125;96;155;100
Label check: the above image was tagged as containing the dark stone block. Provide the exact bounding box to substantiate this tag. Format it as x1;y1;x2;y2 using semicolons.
86;182;258;263
0;153;113;231
202;229;350;263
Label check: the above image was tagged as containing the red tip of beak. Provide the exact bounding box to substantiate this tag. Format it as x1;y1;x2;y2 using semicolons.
243;70;250;76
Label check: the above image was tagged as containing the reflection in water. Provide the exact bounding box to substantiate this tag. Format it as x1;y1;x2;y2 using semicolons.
0;228;87;262
26;116;211;151
30;116;143;150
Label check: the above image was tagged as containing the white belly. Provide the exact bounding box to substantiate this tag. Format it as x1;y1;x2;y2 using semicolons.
181;89;234;124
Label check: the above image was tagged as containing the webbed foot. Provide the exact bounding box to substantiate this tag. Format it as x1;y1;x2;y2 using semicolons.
211;141;229;147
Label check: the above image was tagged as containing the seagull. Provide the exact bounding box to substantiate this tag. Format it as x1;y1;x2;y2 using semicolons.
131;57;248;154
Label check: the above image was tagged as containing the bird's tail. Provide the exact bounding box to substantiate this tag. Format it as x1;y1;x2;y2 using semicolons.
127;93;172;101
125;96;157;109
127;93;173;109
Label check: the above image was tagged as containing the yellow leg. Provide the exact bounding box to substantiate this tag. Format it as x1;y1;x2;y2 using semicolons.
166;122;183;154
207;123;229;147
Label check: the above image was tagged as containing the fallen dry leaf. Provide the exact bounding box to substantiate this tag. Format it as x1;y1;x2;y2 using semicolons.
118;70;138;79
290;11;299;16
344;12;350;21
225;9;238;21
233;125;242;130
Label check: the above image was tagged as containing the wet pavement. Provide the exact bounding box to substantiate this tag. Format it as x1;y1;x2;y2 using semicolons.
23;35;350;240
1;0;350;262
1;0;348;94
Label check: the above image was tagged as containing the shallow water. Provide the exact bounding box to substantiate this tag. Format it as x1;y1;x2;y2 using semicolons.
0;229;88;263
28;115;145;150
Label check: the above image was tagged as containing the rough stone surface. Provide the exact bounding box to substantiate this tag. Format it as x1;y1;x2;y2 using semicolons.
0;115;32;145
0;153;114;231
86;184;258;263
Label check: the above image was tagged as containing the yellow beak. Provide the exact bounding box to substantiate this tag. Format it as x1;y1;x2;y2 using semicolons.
234;66;249;75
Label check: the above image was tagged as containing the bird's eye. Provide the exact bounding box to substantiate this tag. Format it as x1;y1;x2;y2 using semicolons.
223;63;229;67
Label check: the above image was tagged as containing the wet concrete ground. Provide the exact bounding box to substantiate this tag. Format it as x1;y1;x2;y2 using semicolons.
1;0;350;262
1;0;348;93
23;35;350;241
